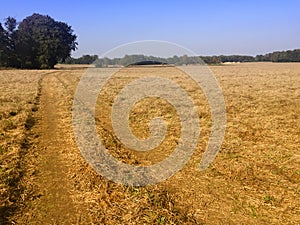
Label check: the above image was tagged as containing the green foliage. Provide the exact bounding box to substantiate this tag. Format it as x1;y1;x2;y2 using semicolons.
4;17;18;67
4;17;17;34
94;54;254;67
270;50;300;62
257;49;300;62
0;23;9;67
0;13;77;69
249;205;257;217
64;54;98;64
263;195;275;204
91;49;300;67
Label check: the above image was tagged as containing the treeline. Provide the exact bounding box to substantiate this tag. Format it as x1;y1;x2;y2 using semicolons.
0;14;77;69
64;54;254;66
94;55;256;67
65;49;300;67
256;49;300;62
64;54;98;64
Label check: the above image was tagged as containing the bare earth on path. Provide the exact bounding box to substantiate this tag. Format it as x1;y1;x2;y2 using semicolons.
16;74;79;223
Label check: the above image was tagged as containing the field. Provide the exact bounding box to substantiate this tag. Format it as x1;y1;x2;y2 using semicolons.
0;62;299;224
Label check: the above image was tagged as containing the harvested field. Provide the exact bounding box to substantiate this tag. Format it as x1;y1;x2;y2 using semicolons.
0;62;299;224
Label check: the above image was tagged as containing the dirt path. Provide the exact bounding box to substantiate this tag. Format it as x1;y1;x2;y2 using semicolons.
12;74;79;224
31;74;77;223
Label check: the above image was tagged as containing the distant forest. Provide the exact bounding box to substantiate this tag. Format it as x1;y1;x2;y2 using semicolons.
65;49;300;67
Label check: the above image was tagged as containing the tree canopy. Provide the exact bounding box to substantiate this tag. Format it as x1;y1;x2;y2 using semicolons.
64;54;99;64
0;13;77;69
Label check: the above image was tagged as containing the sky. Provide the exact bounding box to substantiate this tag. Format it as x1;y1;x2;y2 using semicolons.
1;0;300;58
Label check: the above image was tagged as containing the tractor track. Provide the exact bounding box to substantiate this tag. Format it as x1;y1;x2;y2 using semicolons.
11;71;82;224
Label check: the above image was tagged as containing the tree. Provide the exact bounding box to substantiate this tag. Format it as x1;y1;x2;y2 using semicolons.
65;54;99;64
15;13;77;69
0;23;8;66
0;18;17;67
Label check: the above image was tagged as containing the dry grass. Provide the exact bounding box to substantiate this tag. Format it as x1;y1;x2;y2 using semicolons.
55;69;199;224
0;70;45;222
0;63;299;224
159;63;300;224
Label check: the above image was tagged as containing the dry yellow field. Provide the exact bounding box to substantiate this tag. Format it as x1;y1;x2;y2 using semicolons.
0;62;299;224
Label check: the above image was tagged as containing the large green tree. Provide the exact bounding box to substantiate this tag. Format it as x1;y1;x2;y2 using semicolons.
15;13;77;69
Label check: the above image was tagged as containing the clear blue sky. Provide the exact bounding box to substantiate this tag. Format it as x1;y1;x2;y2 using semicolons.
1;0;300;57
